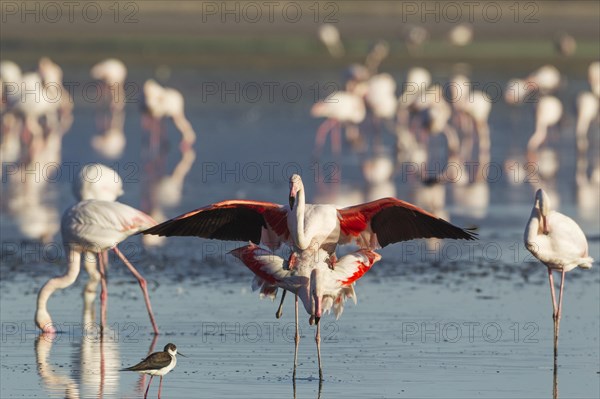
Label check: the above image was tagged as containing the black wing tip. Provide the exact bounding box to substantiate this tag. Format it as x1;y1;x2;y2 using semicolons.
462;226;479;240
446;224;478;241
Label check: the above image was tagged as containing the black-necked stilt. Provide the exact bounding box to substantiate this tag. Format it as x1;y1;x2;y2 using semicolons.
122;343;185;399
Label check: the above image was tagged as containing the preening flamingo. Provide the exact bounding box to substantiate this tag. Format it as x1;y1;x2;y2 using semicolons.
524;189;594;359
231;245;381;379
35;200;160;334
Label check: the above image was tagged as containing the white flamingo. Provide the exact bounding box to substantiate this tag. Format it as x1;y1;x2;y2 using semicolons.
527;95;563;162
396;67;432;163
311;90;366;157
524;189;594;359
90;58;128;159
505;65;561;105
35;200;160;334
141;79;196;153
144;174;475;256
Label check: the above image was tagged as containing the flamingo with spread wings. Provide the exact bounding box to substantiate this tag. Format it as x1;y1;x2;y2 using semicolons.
143;174;475;253
142;174;476;379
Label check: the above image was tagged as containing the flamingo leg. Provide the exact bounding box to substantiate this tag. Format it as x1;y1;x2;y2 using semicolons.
556;269;566;339
293;295;299;380
112;247;159;334
331;121;342;156
158;376;163;399
276;290;286;319
547;269;558;358
314;118;336;157
315;319;323;381
98;252;108;334
82;251;100;310
144;375;153;399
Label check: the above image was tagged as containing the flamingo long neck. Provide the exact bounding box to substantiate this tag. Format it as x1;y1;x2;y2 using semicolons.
35;248;82;330
524;207;541;246
294;189;310;250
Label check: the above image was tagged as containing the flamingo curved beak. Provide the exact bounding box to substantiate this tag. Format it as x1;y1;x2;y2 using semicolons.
289;195;295;209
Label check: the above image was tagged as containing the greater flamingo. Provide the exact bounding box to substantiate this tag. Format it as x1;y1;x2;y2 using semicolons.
396;67;432;163
143;174;475;256
141;79;196;153
90;58;128;159
142;174;476;379
365;73;397;148
311;90;366;157
524;189;594;360
527;95;563;163
35;200;160;334
231;245;380;379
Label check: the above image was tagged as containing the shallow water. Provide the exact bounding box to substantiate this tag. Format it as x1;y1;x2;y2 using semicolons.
1;62;600;398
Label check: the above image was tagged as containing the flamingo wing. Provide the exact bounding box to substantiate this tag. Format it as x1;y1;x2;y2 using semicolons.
338;197;476;248
229;244;306;294
331;250;382;286
141;200;290;248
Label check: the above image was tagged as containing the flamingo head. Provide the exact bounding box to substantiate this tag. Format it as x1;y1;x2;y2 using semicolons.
288;174;304;210
310;268;323;324
534;189;550;234
35;309;56;334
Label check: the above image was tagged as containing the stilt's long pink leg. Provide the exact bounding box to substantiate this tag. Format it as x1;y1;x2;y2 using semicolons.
113;247;159;334
144;375;153;399
158;376;163;399
98;252;108;333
